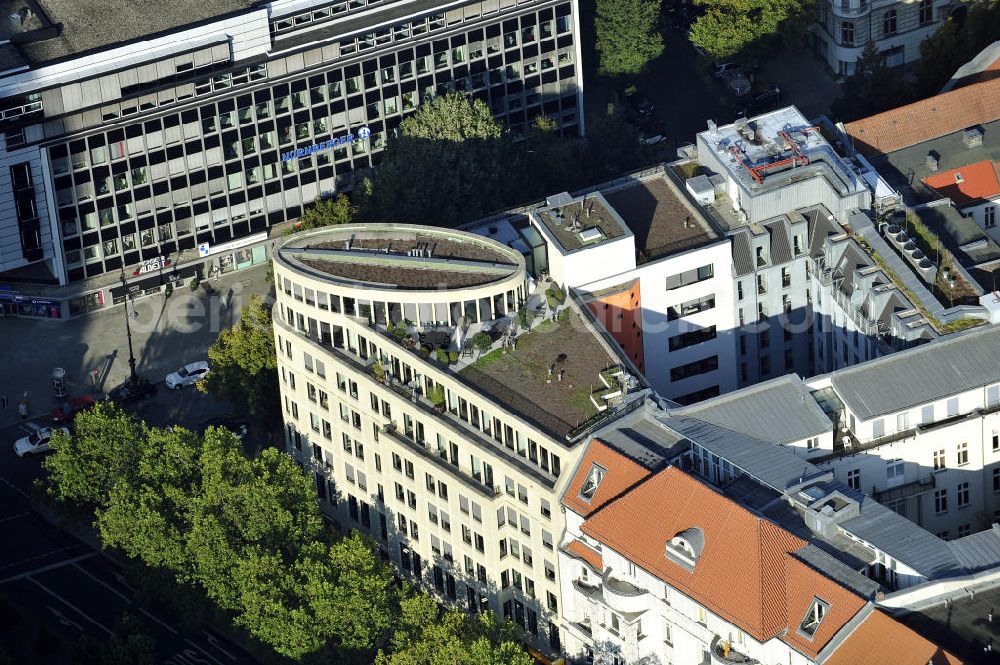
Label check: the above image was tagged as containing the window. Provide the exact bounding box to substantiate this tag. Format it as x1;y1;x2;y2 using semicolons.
579;465;605;501
670;356;719;381
919;0;933;23
933;449;946;471
957;482;970;508
665;264;714;290
841;21;854;45
993;430;999;451
883;9;897;35
668;325;717;352
667;294;715;320
947;398;959;417
847;469;860;490
934;489;948;514
986;205;997;229
994;468;1000;493
799;598;829;637
957;442;969;466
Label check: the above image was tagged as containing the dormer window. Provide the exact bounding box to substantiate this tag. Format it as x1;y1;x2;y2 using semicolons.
799;598;830;638
665;527;704;570
579;464;606;502
955;172;964;183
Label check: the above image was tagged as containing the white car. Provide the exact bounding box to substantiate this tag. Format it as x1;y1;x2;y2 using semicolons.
165;361;210;389
14;427;69;457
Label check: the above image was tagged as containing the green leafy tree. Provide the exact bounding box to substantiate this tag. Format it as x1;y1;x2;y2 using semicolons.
831;41;911;121
364;93;519;225
72;613;157;665
199;295;280;429
913;0;1000;98
583;104;641;178
524;115;587;198
292;194;357;232
595;0;664;76
376;594;532;665
689;0;814;59
43;402;146;510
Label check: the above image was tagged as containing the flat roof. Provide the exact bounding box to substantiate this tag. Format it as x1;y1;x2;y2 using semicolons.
698;106;863;197
896;584;1000;664
457;307;622;440
533;192;628;253
277;224;523;290
602;175;719;263
11;0;259;66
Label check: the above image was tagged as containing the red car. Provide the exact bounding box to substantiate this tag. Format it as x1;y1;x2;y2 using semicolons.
51;394;96;424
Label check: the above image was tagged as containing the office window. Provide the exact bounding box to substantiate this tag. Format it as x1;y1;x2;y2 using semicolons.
664;264;713;290
957;442;968;466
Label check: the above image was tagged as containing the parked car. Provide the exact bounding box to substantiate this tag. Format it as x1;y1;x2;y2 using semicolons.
107;377;158;404
165;361;210;389
51;395;96;424
711;61;740;78
624;85;654;117
199;416;248;440
722;69;752;96
14;426;69;457
733;86;782;118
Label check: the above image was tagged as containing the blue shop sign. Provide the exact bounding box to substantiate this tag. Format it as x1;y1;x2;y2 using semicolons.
282;127;371;162
0;292;58;306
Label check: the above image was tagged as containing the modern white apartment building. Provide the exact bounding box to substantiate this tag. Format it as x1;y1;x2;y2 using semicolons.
271;222;648;652
812;0;955;76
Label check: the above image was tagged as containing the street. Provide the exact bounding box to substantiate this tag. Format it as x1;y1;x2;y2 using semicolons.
0;264;276;663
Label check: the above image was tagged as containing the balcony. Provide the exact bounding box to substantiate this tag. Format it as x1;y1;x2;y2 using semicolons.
874;474;935;503
710;636;758;664
815;426;916;463
602;569;647;614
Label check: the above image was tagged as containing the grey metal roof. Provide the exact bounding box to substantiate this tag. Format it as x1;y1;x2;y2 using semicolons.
730;230;754;276
662;416;822;491
947;525;1000;573
592;403;687;470
668;415;965;580
840;495;961;579
793;544;881;599
804;206;842;257
829;324;1000;420
766;218;793;265
670;375;832;445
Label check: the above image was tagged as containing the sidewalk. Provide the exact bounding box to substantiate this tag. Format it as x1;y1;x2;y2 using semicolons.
0;265;274;429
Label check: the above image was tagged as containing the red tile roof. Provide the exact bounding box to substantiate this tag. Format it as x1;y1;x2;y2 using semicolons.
922;160;1000;207
561;439;653;518
581;466;820;643
824;608;963;665
782;557;867;658
563;539;604;572
843;78;1000;156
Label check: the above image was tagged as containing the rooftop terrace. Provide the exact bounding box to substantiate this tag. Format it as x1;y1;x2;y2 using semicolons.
603;174;720;262
278;224;522;290
458;306;625;440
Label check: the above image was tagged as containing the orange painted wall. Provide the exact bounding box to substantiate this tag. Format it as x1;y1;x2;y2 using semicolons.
586;280;644;374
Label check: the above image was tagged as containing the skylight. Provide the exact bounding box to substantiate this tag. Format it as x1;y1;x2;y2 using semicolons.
799;597;830;638
579;464;606;502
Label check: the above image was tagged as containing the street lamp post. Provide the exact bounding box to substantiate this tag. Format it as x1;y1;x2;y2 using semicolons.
119;267;138;386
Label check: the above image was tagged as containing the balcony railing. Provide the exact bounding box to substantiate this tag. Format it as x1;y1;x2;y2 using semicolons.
815;426;916;463
710;636;758;665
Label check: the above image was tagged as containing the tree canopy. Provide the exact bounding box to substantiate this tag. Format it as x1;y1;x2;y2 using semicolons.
831;41;910;121
43;405;533;664
913;0;1000;98
595;0;664;76
363;93;518;226
292;194;357;232
689;0;814;59
198;294;280;429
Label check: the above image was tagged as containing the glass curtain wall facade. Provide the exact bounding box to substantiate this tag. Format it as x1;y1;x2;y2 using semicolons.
3;0;581;284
